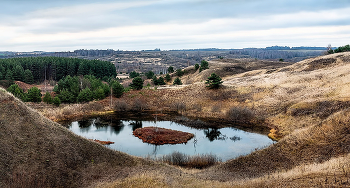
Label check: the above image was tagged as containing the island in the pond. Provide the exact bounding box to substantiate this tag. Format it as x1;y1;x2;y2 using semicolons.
133;127;194;145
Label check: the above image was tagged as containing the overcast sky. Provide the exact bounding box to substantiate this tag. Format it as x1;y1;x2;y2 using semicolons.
1;0;350;51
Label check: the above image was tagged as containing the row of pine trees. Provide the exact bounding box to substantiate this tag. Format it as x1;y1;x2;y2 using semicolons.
0;57;117;84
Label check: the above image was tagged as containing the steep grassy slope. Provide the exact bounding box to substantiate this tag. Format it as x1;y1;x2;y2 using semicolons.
0;89;147;187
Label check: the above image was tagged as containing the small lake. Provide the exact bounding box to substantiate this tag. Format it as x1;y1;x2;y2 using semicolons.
62;114;275;161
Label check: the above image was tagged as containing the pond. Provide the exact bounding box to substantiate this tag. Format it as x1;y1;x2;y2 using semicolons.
62;113;275;161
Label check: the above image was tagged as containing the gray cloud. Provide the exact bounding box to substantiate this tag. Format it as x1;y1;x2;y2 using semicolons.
1;0;350;51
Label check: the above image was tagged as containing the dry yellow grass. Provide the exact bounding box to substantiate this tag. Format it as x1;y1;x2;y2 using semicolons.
7;52;350;187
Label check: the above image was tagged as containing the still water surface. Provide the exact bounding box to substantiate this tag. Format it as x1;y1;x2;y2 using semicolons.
63;115;274;161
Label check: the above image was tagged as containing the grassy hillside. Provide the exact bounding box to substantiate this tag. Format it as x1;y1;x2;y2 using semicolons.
0;89;149;187
4;52;350;187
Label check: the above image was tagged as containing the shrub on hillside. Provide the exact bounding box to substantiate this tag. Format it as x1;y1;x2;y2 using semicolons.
52;96;61;107
173;101;186;113
145;71;155;79
129;71;140;78
226;106;254;123
129;77;144;90
328;44;350;54
158;152;221;169
176;69;184;77
205;73;223;89
132;99;148;111
199;60;209;72
83;102;104;112
93;87;105;100
165;74;171;82
167;66;174;73
173;77;182;85
77;88;93;103
7;84;26;101
195;63;199;71
43;92;53;104
27;87;42;103
111;81;124;98
114;101;128;111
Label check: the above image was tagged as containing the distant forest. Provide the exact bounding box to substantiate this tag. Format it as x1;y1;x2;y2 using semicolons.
0;57;117;84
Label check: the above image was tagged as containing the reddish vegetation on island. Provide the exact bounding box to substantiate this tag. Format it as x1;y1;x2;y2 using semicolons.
133;127;194;145
90;139;115;145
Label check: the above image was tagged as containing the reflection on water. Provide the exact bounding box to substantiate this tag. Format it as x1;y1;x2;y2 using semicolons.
204;128;222;142
129;121;143;131
65;116;275;161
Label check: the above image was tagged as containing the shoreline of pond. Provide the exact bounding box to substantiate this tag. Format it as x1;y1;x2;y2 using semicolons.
62;115;276;162
57;110;273;137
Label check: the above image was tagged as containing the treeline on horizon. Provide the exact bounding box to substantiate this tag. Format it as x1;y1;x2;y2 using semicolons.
0;57;117;85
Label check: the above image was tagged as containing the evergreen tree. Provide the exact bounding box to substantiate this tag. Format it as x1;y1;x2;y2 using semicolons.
0;65;5;77
173;77;182;85
77;88;93;102
157;76;166;85
5;69;14;81
43;92;53;104
205;73;223;89
52;96;61;107
195;63;200;71
93;87;105;100
334;44;350;53
27;87;42;102
7;84;26;101
129;71;140;78
176;69;184;77
167;66;174;73
102;83;111;97
165;74;171;82
24;69;34;84
145;71;155;79
58;89;75;103
199;60;209;72
13;65;24;81
130;77;144;90
152;75;158;85
112;81;124;98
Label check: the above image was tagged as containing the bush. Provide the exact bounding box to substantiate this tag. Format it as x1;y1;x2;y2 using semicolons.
77;88;93;103
195;63;199;71
58;89;75;103
199;60;209;72
27;87;42;103
173;101;186;112
7;84;26;101
173;77;182;85
158;152;221;169
167;66;174;73
165;74;171;82
334;44;350;53
43;92;53;104
129;71;140;78
145;71;155;79
129;77;144;90
205;73;223;89
114;101;128;111
132;99;148;111
93;87;105;100
83;102;104;112
153;76;166;85
52;96;61;107
226;106;254;123
176;69;184;77
111;81;124;98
